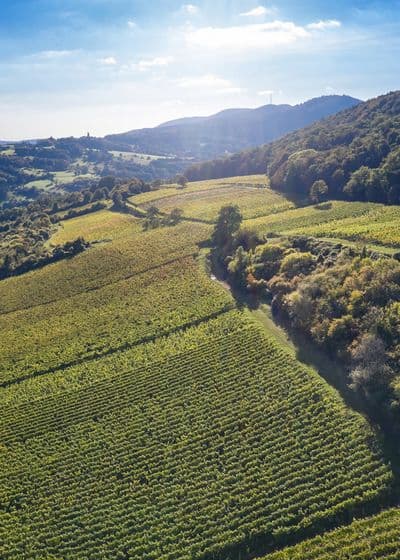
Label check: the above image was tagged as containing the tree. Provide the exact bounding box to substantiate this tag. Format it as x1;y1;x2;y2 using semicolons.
176;174;188;188
83;190;92;204
279;252;315;279
234;228;260;252
211;205;242;256
168;208;183;225
112;191;125;210
143;205;161;230
92;187;107;201
227;246;249;288
98;175;116;191
253;243;285;280
309;180;329;204
349;333;394;398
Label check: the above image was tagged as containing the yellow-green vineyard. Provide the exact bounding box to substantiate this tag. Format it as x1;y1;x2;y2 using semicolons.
260;508;400;560
1;176;399;560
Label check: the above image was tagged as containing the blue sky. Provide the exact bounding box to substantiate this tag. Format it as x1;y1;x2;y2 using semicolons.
1;0;399;139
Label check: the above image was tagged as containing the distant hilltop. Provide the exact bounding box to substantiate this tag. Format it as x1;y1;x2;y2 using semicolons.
106;95;361;160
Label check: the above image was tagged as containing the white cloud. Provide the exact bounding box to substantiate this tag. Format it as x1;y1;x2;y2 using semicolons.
100;56;117;65
307;19;341;30
137;56;174;71
258;89;274;96
36;50;76;59
178;74;243;94
240;6;271;17
216;87;244;95
182;4;199;15
178;74;231;88
127;20;137;29
186;21;310;51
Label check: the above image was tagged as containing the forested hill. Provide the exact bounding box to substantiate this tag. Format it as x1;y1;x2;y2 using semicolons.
106;95;360;159
186;90;400;205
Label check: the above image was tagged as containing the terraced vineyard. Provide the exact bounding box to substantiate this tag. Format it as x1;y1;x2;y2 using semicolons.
131;175;294;222
1;185;398;560
245;201;400;248
0;217;211;314
261;508;400;560
0;312;392;559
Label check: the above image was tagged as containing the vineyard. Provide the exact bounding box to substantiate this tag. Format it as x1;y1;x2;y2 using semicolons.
50;208;140;244
131;175;272;205
245;201;400;248
0;218;211;314
131;175;294;222
0;255;233;384
1;183;399;559
0;312;392;559
261;508;400;560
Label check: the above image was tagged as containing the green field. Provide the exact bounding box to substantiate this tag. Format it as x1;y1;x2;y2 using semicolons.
131;175;294;222
52;170;97;185
0;254;232;384
23;178;54;190
0;215;211;314
245;201;400;248
0;307;392;558
1;181;399;559
110;150;171;165
50;208;140;243
261;508;400;560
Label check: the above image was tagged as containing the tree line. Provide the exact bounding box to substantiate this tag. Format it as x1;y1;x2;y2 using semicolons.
212;204;400;433
186;91;400;205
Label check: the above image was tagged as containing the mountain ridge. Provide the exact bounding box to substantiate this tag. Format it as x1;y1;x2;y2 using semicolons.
185;90;400;205
106;94;361;159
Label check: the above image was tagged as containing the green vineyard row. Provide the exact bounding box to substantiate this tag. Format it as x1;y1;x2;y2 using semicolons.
0;315;392;560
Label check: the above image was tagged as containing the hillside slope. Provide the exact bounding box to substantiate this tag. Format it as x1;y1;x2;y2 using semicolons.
186;91;400;204
106;95;360;159
0;197;396;559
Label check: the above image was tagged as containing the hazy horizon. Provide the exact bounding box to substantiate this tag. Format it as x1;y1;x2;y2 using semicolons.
1;91;367;142
1;0;399;139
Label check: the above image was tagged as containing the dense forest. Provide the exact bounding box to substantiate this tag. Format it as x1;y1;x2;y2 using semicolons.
186;91;400;205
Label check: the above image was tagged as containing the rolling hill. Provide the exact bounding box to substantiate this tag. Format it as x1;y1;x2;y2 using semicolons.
186;90;400;205
1;174;400;558
106;95;360;159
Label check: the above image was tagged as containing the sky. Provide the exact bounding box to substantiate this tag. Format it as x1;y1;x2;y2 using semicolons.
1;0;399;139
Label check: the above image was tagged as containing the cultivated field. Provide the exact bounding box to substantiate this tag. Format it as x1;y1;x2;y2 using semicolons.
0;217;211;313
0;180;398;560
245;201;400;248
131;175;294;221
0;310;392;559
261;508;400;560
